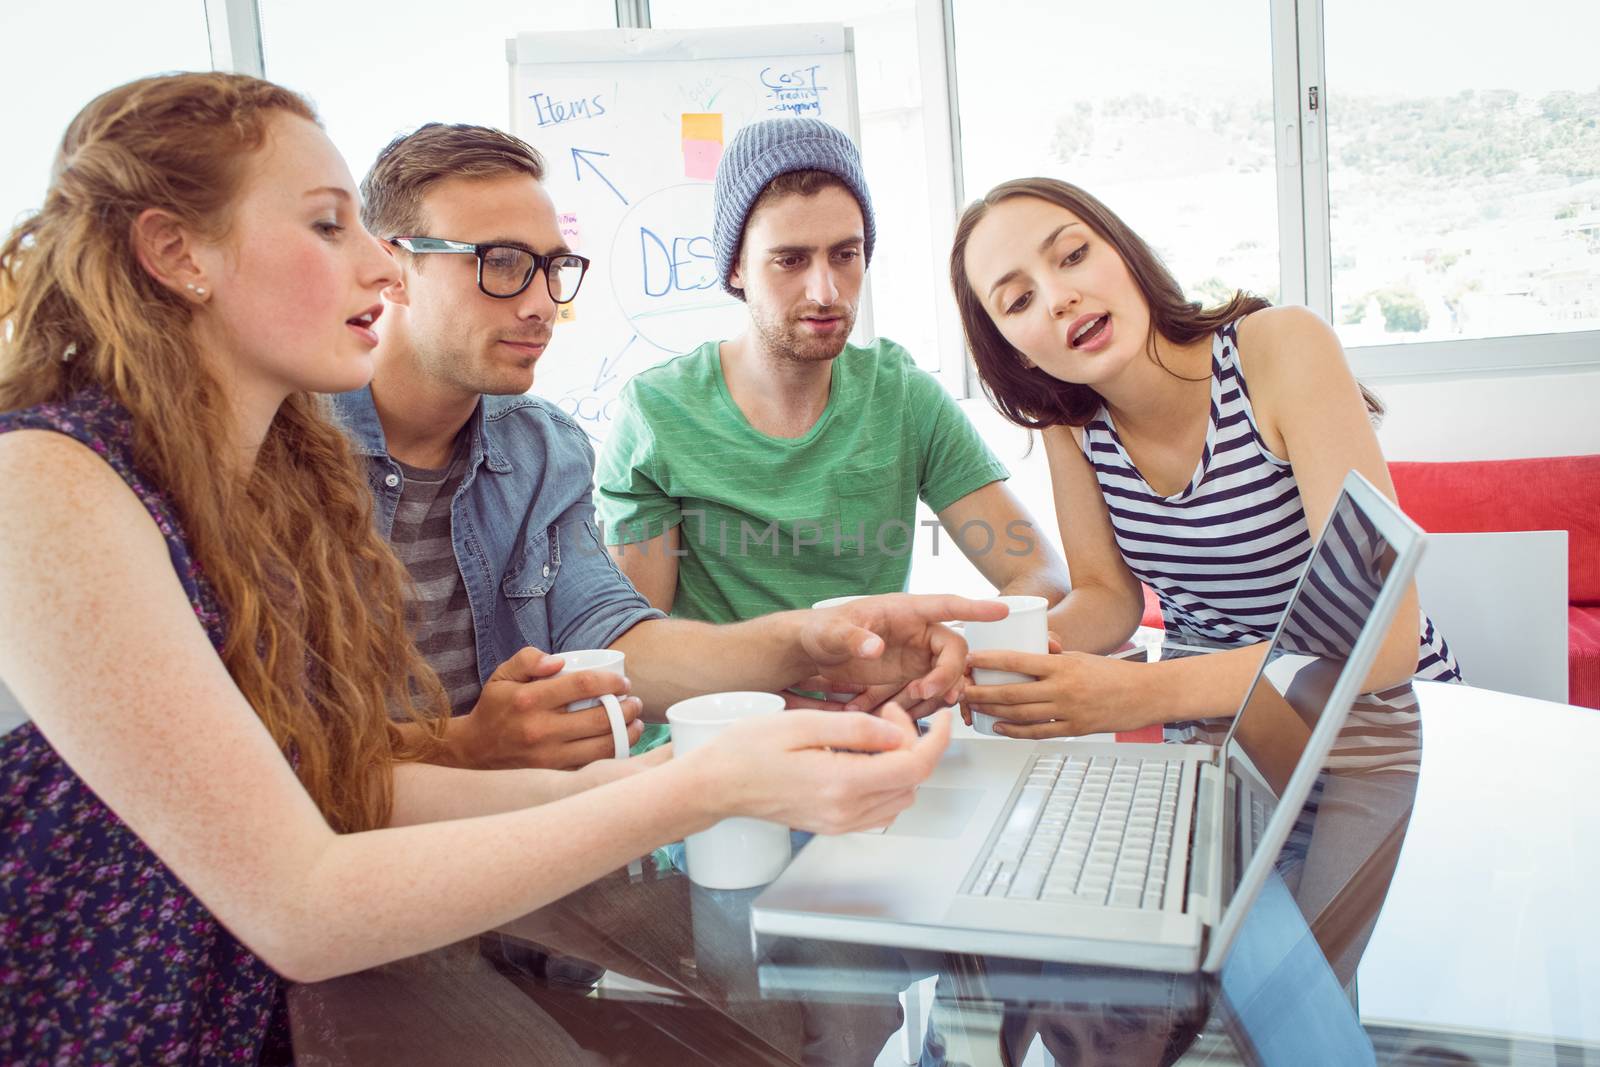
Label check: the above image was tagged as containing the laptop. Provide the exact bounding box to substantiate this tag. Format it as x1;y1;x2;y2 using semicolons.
753;471;1426;974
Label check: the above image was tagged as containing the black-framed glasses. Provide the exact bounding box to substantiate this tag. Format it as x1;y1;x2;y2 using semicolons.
388;236;590;303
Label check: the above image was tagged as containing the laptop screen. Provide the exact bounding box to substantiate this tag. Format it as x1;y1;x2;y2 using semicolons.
1213;480;1415;919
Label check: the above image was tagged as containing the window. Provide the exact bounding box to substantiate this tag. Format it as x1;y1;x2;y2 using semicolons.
951;0;1282;308
1324;0;1600;348
259;0;615;183
651;0;947;374
80;0;1589;381
0;1;212;233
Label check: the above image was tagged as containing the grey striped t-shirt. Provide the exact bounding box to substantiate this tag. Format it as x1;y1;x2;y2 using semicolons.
391;439;480;717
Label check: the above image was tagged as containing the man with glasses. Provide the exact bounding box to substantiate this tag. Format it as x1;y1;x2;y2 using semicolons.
340;122;967;1066
339;122;989;774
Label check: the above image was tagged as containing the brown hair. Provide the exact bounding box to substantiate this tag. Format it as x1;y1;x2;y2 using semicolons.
731;168;853;286
950;177;1381;428
361;122;546;240
0;71;446;833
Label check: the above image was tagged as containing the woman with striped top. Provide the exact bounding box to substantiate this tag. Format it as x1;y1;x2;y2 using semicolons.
946;177;1460;742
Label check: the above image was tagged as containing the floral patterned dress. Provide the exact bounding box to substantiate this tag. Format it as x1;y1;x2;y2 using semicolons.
0;389;286;1064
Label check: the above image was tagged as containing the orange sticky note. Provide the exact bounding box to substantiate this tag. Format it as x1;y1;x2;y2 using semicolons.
681;112;723;143
557;303;577;323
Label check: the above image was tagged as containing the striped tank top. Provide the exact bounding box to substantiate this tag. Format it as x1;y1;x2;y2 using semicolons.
1079;318;1462;691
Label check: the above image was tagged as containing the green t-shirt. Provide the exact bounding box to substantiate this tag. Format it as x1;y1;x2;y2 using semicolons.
599;337;1007;755
596;336;1007;623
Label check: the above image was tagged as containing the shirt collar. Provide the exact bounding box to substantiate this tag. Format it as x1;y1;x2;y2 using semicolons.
331;385;512;474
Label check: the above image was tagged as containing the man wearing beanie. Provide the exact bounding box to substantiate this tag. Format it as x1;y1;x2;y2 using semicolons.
597;117;1069;733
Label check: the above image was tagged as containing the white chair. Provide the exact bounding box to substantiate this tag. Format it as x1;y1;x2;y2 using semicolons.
1413;530;1569;704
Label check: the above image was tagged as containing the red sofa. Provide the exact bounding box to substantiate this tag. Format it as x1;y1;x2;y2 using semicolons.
1136;455;1600;708
1389;456;1600;709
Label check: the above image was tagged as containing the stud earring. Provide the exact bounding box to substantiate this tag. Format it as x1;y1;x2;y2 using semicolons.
185;283;208;297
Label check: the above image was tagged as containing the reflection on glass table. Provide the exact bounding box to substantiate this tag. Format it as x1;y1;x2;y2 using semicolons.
286;669;1600;1066
282;669;1401;1066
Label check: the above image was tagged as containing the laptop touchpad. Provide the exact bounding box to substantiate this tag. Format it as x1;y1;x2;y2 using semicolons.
885;788;982;839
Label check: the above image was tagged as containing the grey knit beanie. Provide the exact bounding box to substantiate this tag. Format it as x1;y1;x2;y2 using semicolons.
712;117;876;299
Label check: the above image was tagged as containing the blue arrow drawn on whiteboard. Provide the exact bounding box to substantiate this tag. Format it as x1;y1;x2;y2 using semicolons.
571;148;628;205
595;335;635;391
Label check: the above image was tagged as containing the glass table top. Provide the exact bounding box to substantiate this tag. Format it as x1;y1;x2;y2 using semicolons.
288;682;1600;1066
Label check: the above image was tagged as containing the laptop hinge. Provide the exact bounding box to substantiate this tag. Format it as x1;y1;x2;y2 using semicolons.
1184;761;1225;929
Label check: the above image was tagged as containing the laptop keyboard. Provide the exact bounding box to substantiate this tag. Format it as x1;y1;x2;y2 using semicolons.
967;755;1182;909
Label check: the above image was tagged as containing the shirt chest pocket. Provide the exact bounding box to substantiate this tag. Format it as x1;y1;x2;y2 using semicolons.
835;462;906;551
503;525;561;599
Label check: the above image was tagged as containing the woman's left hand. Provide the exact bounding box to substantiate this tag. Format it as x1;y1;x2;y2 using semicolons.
962;649;1159;738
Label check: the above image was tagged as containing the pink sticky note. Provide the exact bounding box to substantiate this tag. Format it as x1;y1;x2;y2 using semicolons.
683;139;723;180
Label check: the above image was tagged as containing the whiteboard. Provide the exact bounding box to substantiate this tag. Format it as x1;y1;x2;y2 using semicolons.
507;26;868;444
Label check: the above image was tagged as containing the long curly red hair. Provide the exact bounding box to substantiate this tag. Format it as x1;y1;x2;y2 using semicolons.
0;71;448;833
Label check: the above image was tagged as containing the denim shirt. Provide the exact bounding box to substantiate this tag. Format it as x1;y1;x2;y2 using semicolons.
332;386;663;689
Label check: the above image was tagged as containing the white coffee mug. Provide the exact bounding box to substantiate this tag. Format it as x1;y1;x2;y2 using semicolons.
963;595;1049;737
666;691;791;889
556;648;630;760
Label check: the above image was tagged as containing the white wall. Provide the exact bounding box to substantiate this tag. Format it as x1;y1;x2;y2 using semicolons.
1372;368;1600;461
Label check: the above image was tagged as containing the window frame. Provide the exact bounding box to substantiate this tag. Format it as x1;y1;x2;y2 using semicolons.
1288;0;1600;381
943;0;1600;384
212;0;1600;384
204;0;265;77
